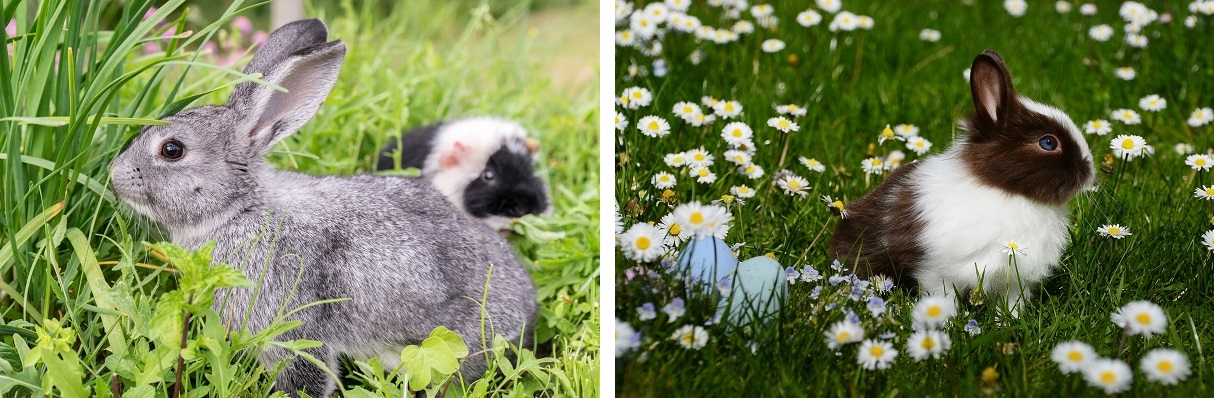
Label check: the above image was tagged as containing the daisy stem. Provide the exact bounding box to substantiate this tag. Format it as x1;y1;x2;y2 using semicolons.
806;217;834;254
777;131;793;170
850;35;865;86
1116;328;1129;361
1112;155;1128;194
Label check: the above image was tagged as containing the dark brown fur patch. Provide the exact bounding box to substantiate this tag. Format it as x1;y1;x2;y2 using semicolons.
831;161;926;288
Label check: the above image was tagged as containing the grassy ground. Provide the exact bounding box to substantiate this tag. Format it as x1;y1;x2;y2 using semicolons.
1;0;598;396
614;1;1214;396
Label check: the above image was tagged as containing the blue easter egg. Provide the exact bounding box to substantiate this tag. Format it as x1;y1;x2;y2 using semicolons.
675;236;738;285
718;256;787;328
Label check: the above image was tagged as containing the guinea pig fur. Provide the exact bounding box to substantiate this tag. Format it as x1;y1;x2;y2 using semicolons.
831;50;1095;316
377;117;550;230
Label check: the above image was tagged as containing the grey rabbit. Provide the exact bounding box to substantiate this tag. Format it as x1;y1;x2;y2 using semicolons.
376;117;550;231
109;19;537;396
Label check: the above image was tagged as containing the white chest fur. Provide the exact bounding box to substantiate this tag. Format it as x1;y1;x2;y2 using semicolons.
909;152;1071;308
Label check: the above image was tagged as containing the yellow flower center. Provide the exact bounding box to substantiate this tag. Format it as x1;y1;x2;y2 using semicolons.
1197;158;1207;166
732;129;743;137
683;106;693;113
739;188;750;194
673;156;684;163
669;224;682;235
778;120;790;128
787;180;801;191
733;155;745;162
724;104;735;112
694;154;705;161
1158;361;1174;373
746;166;756;173
915;141;925;147
689;212;704;225
1067;351;1084;362
1093;121;1103;128
697;168;709;177
870;345;884;356
921;337;935;349
1121;139;1135;149
1100;371;1116;384
1136;313;1151;325
808;160;819;166
832;201;844;210
632;91;643;99
927;306;941;317
619;95;629;104
1123;112;1133;119
871;159;883;166
648;121;660;130
635;236;651;250
1206;188;1214;196
789;105;799;111
1007;242;1020;249
1108;227;1121;234
837;332;851;342
682;333;695;344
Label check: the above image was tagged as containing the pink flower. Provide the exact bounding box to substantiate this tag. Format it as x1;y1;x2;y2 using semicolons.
232;16;253;35
143;7;158;21
142;42;161;55
6;20;16;36
160;26;177;37
200;42;218;55
251;30;268;45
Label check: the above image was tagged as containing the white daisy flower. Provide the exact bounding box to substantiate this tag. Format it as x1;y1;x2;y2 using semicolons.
750;4;774;18
1110;300;1167;337
637;115;671;137
767;116;799;133
776;174;810;197
614;112;628;131
741;163;765;179
640;41;663;57
615;318;640;357
664;151;688;167
1004;0;1028;16
1115;67;1136;80
816;0;842;13
906;136;933;155
1097;224;1131;239
1056;1;1073;13
1174;143;1195;155
1139;94;1167;112
1203;230;1214;252
856;15;874;29
857;339;898;370
799;157;826;172
652;172;677;189
885;150;907;170
796;9;823;27
657;213;691;247
821;195;847;218
919;29;941;42
671;201;732;237
1184;15;1198;28
685;147;714;167
861;157;886;175
894;124;919;138
664;0;691;12
629;13;658;39
1083;119;1112;135
912;296;956;329
824;321;864;350
1110;134;1147;159
878;124;901;144
776;104;808;116
829;11;859;32
620;87;653;109
671;325;709;350
723;150;752;166
1195;185;1214;200
1082;359;1133;395
641;2;670;23
1079;3;1097;15
701;96;719;107
1188;107;1214;127
713;100;743;119
1088;24;1114;41
689;165;717;184
687;111;716;127
1140;349;1191;385
732;20;755;34
1001;240;1028;257
615;29;637;46
1125;33;1148;48
1051;341;1097;374
672;101;702;121
1186;154;1214;171
671;14;702;32
760;39;786;53
614;0;633;23
731;185;756;199
720;122;754;145
906;329;952;361
618;223;666;262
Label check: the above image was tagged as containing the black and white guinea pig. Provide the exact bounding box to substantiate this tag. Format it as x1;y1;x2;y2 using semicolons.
376;117;550;230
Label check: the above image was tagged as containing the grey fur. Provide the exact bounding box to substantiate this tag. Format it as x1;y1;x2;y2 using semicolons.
109;19;537;397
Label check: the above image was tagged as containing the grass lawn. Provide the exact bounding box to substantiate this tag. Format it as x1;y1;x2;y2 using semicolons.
614;1;1214;396
1;0;598;396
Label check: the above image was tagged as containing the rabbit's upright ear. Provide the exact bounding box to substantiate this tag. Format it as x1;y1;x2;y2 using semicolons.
969;50;1016;126
227;19;346;157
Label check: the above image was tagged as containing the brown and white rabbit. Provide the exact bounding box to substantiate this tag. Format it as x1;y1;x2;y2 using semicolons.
831;50;1094;315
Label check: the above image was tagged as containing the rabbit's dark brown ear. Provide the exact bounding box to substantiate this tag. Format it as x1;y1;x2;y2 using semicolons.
970;50;1015;126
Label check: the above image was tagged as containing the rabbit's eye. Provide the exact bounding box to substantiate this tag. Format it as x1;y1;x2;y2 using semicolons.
1037;135;1059;151
160;139;186;160
481;169;496;181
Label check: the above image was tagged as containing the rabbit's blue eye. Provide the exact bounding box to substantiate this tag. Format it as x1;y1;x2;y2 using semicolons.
1038;135;1058;151
481;169;496;181
160;139;185;160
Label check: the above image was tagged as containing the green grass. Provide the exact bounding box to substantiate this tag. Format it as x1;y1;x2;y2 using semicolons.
1;0;598;396
614;1;1214;396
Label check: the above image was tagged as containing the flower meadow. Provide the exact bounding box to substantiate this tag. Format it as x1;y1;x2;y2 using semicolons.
614;0;1214;396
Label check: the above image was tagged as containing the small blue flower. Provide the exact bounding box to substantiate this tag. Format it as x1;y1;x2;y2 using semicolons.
662;298;686;323
867;297;887;316
811;285;823;300
965;319;982;335
785;266;800;284
830;259;844;271
846;310;861;324
716;277;732;294
799;266;821;282
879;332;896;339
638;302;657;321
828;275;848;286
